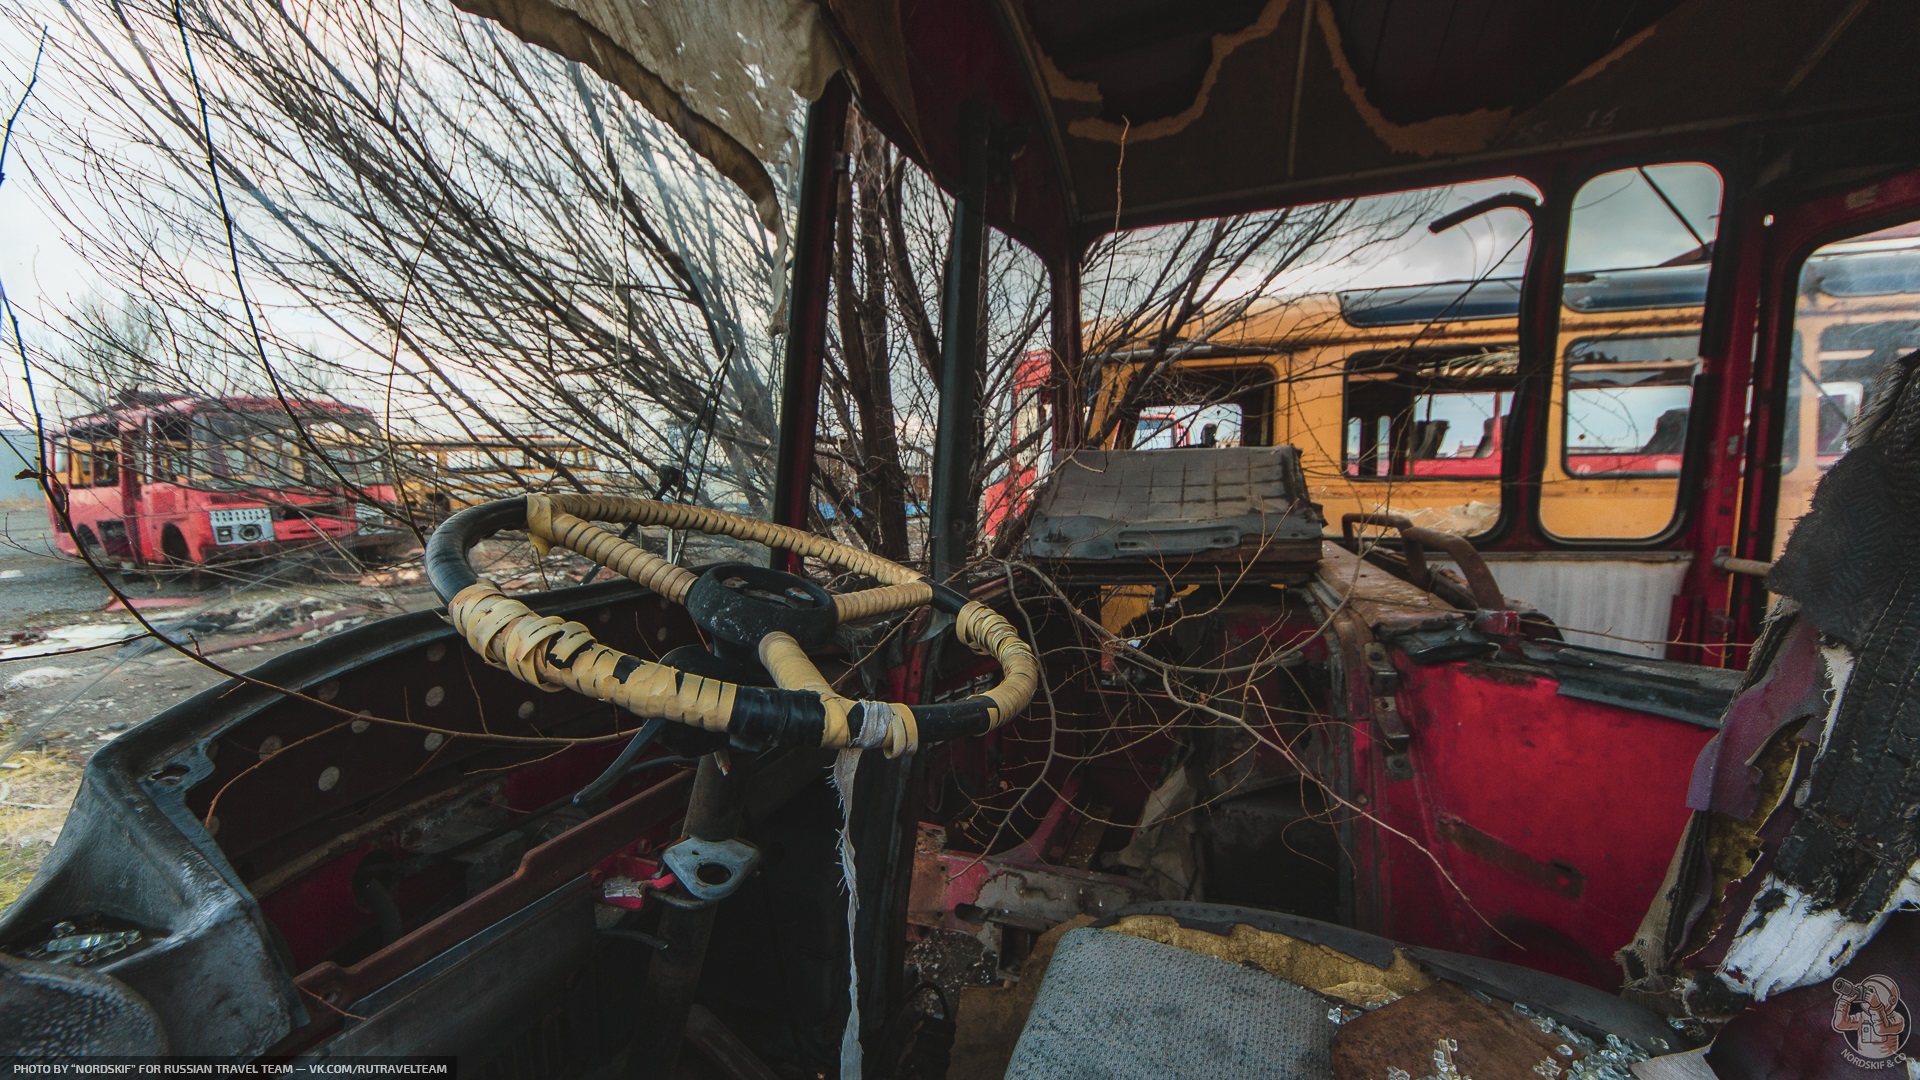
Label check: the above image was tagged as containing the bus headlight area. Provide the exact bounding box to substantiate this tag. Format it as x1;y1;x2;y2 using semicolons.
207;507;275;546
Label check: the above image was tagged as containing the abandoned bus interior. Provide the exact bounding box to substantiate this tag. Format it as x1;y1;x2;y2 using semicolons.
6;0;1920;1077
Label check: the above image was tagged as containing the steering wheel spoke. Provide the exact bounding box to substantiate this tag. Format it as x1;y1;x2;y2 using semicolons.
832;581;936;624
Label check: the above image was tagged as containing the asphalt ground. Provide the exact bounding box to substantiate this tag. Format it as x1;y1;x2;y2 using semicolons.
0;506;114;624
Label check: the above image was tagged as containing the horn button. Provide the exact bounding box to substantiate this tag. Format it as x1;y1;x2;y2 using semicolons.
683;562;838;665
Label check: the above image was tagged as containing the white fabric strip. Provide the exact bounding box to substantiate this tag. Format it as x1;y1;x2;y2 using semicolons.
833;745;864;1079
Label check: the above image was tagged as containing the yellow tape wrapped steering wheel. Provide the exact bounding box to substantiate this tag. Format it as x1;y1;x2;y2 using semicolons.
425;494;1038;756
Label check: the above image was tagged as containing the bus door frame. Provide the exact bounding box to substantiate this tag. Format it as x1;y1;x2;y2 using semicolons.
1473;144;1759;668
117;418;149;568
1724;167;1920;648
1498;152;1920;667
1660;158;1767;667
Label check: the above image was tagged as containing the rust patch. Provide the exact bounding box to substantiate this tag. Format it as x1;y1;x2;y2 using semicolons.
1437;813;1584;900
908;823;953;927
1457;660;1542;688
1332;982;1585;1079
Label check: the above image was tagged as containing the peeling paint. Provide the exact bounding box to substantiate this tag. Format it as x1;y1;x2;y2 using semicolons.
1715;869;1920;1001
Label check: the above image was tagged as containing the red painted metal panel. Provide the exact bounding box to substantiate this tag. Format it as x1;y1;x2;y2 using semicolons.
1668;178;1764;666
1354;660;1713;989
257;843;377;973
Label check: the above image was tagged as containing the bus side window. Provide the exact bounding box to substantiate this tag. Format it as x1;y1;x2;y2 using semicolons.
1562;335;1698;477
192;417;228;480
64;441;89;487
1343;346;1517;478
90;444;120;487
1133;403;1244;449
1118;364;1274;450
1774;224;1920;557
152;417;193;482
66;433;121;488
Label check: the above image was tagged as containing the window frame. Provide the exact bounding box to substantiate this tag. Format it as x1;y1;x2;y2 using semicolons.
1526;155;1733;552
1558;332;1701;480
1765;230;1920;556
1340;343;1521;482
1110;361;1276;452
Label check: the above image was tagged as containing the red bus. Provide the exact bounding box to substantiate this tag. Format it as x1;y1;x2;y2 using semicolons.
980;350;1050;540
43;394;407;571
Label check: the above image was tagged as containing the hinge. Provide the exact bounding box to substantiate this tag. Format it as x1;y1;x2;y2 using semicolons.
1363;642;1412;779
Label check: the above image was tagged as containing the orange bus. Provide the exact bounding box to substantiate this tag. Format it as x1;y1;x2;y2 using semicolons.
395;436;603;519
1091;235;1920;550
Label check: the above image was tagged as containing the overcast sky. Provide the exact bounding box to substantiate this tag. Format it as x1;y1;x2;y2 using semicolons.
2;24;84;331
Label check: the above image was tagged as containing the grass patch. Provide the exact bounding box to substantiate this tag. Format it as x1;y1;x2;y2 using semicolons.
0;842;50;913
0;750;82;915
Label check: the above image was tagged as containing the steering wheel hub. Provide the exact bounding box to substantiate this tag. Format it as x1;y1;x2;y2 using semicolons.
685;562;838;656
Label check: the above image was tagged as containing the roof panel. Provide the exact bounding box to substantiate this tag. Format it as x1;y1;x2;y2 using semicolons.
821;0;1920;258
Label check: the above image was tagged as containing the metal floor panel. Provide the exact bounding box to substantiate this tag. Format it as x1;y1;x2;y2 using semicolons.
1005;927;1335;1079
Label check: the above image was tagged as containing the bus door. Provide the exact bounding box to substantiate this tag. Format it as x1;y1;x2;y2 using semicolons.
1728;168;1920;635
118;423;149;567
1342;163;1752;988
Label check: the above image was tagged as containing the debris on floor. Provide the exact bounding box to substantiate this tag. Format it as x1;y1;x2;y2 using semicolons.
0;623;145;661
100;596;203;613
1329;983;1584;1079
115;617;230;658
14;916;147;967
948;916;1095;1080
357;565;425;589
4;667;77;692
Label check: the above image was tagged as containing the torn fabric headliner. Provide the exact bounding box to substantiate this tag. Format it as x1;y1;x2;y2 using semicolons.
451;0;841;231
468;0;1919;261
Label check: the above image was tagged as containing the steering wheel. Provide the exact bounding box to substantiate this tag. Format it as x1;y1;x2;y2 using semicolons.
424;494;1038;756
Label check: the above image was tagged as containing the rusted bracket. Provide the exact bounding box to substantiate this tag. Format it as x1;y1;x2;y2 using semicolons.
1362;640;1413;780
1437;813;1584;899
1342;512;1510;614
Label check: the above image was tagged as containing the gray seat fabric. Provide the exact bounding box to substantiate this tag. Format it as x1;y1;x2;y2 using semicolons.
1004;928;1334;1079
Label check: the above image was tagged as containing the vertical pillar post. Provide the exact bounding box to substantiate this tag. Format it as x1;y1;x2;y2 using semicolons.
928;102;991;583
1049;249;1084;450
631;755;743;1079
1500;170;1572;549
770;76;851;569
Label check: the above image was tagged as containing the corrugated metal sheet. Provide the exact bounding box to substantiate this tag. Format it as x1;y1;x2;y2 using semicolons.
1441;554;1693;659
0;431;43;503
